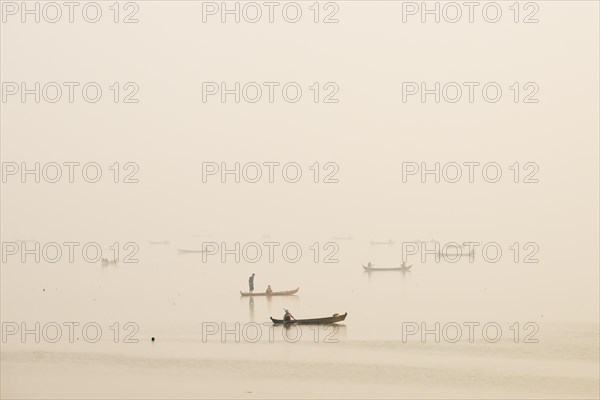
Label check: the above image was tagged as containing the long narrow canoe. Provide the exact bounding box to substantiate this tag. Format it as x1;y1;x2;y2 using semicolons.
271;312;347;325
369;240;394;245
149;240;170;245
363;265;412;271
240;287;299;297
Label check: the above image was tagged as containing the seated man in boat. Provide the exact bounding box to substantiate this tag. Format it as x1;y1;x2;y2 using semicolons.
283;309;294;323
266;285;273;294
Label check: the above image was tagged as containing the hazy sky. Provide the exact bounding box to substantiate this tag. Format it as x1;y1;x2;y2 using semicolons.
1;1;598;322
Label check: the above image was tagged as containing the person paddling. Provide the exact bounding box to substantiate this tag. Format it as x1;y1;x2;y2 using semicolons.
248;273;255;292
283;309;295;323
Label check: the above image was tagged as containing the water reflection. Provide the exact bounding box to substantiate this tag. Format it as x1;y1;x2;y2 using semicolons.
248;297;254;322
241;295;300;322
276;323;348;343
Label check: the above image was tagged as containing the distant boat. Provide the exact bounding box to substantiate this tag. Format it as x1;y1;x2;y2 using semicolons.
192;234;212;238
240;287;299;297
363;263;411;271
271;312;347;325
332;235;353;240
149;240;170;245
415;239;437;244
177;249;204;253
101;258;118;265
369;239;394;245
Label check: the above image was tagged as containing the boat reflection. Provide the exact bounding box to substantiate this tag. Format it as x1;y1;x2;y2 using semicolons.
242;295;300;322
249;297;255;322
276;323;348;343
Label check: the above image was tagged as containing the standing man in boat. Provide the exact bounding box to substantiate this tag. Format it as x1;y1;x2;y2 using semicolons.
248;273;255;292
266;285;273;294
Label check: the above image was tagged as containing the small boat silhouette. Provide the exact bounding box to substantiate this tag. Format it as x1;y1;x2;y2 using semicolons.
149;240;170;245
369;239;394;245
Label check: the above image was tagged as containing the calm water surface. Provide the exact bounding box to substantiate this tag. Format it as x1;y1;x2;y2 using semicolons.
2;238;598;398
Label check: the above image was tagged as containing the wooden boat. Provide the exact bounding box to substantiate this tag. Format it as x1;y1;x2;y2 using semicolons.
177;249;204;253
271;312;347;325
240;287;299;297
332;235;353;240
15;238;36;243
369;239;394;245
363;264;412;271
